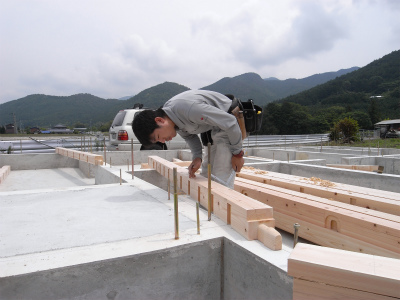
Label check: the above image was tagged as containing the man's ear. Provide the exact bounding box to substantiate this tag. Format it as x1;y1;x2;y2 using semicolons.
155;117;165;125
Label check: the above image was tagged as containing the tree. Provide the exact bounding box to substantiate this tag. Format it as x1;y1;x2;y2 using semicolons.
330;117;359;143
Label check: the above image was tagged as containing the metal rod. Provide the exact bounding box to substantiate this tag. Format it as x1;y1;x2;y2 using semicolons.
196;202;200;234
131;139;134;179
127;159;129;171
293;223;300;248
168;178;170;200
173;167;179;239
90;137;92;153
207;142;212;221
120;169;122;185
110;157;111;168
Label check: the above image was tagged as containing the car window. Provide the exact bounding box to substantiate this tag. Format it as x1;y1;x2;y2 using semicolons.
111;111;127;127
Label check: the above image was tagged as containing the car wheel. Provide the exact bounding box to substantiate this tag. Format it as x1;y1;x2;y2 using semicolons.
140;142;168;150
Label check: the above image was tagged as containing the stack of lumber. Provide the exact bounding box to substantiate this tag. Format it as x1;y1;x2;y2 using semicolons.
147;156;282;250
238;168;400;216
0;165;10;184
288;243;400;300
236;168;400;258
56;147;104;166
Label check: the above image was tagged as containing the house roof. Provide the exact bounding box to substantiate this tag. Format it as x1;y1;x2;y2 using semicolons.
375;119;400;126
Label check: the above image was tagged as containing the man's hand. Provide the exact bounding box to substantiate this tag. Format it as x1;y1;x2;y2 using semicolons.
188;157;202;178
231;156;244;173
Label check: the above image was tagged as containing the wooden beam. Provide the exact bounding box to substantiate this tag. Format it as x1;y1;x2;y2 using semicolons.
238;169;400;216
234;177;400;258
147;156;282;250
56;147;104;165
288;243;400;299
0;165;11;184
326;164;382;172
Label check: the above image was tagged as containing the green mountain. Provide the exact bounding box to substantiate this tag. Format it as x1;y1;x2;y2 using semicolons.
201;67;359;106
0;93;120;128
259;50;400;135
0;82;189;129
0;50;397;133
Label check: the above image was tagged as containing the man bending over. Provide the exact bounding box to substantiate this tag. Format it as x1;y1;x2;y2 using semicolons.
132;90;244;189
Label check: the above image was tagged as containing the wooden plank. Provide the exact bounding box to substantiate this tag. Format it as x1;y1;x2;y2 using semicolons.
292;278;394;300
240;168;400;202
0;165;11;184
288;243;400;299
235;176;400;223
238;169;400;216
326;164;381;172
274;211;397;258
234;177;400;258
56;147;104;166
148;156;281;250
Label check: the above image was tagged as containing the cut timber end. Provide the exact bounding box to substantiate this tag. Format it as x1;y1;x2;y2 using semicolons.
0;165;11;184
147;155;282;251
258;224;282;250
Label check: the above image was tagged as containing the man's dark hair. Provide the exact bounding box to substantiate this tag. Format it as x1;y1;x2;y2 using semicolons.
132;108;166;145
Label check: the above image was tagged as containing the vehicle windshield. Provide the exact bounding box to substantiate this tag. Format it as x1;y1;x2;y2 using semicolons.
111;111;127;127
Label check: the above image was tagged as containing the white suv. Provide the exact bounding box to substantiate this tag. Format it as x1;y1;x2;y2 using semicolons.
109;105;188;150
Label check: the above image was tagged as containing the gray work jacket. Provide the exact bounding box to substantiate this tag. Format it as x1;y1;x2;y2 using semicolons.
163;90;242;160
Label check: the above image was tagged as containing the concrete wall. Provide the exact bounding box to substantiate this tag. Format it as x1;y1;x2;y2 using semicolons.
251;148;353;164
0;153;78;170
342;156;400;175
0;238;292;300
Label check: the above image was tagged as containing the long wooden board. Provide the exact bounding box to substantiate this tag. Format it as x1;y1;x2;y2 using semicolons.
241;166;400;201
234;177;400;258
326;164;382;172
238;168;400;216
288;243;400;299
56;147;104;165
148;156;282;250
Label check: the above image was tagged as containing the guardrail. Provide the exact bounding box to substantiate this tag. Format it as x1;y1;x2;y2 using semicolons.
1;134;330;154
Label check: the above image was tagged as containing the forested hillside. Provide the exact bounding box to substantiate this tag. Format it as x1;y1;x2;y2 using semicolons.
259;50;400;135
0;50;397;134
201;67;358;106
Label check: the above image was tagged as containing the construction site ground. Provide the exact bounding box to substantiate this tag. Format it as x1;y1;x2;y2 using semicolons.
0;145;399;299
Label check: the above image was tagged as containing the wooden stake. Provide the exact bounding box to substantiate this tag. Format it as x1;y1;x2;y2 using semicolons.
168;178;170;200
173;167;179;239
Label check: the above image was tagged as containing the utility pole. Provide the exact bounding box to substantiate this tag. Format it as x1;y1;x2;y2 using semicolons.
12;113;17;134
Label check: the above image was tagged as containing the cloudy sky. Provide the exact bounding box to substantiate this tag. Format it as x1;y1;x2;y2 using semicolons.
1;0;399;104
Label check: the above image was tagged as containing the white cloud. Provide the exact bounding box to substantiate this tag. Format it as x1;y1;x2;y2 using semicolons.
0;0;399;104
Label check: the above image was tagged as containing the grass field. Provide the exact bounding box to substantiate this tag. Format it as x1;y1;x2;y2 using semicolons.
328;138;400;149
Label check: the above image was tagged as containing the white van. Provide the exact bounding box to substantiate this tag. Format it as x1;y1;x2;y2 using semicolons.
109;105;188;150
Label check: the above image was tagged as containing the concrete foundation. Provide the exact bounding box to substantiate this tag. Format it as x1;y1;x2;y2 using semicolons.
1;145;399;299
0;237;291;300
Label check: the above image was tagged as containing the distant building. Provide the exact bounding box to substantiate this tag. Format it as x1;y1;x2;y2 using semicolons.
375;119;400;138
5;124;15;134
48;124;74;134
29;127;41;134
